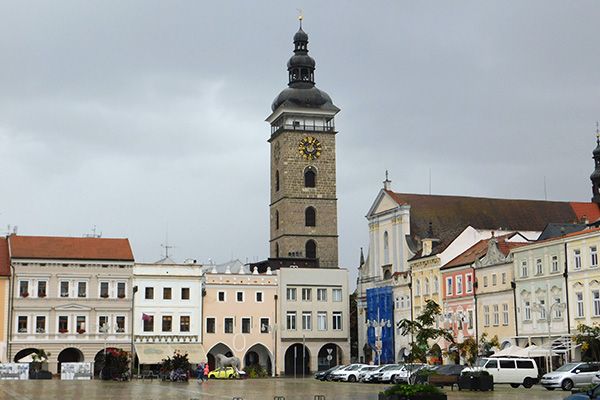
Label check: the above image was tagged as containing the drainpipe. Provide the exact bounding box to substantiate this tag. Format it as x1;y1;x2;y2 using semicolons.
473;267;478;347
563;241;571;362
511;280;519;338
7;237;15;362
131;284;138;376
274;293;278;376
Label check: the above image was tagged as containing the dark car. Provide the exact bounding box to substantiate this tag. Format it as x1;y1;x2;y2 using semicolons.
314;365;345;381
563;384;600;399
410;364;465;385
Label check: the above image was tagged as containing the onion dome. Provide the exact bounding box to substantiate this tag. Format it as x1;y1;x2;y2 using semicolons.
271;25;339;112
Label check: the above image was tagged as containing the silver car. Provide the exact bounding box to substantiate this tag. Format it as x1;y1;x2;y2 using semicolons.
541;362;600;391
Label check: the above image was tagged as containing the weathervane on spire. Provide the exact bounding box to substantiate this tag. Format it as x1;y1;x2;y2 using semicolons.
297;8;303;29
596;121;600;145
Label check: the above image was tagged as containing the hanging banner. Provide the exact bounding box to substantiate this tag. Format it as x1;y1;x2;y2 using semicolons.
0;363;29;380
61;362;93;380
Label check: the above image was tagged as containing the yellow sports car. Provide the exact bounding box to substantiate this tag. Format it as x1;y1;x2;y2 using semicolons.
208;367;238;379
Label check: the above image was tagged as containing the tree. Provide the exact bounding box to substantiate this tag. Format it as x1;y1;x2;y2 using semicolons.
573;323;600;362
457;337;478;366
397;300;453;363
478;333;500;357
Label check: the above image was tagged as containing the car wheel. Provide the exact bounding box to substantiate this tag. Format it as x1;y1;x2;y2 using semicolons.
545;387;555;391
523;378;534;389
209;375;216;379
348;375;356;383
326;375;333;381
510;383;520;388
561;379;574;391
228;374;235;379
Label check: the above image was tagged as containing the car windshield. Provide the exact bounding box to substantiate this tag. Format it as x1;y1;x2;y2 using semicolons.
381;364;399;371
361;366;377;371
474;358;488;367
555;363;580;372
406;364;423;371
347;365;363;371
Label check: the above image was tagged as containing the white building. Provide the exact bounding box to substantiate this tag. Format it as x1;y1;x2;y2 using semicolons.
133;258;205;368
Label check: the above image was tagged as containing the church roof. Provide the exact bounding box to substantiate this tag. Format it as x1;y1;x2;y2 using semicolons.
383;190;600;257
8;235;134;261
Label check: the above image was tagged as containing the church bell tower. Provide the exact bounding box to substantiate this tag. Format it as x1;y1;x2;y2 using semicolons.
266;21;340;268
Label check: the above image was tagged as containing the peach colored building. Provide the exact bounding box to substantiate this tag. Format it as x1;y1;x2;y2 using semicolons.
203;268;278;376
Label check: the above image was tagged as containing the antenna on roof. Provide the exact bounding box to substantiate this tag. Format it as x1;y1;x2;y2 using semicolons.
161;225;175;259
544;176;547;201
429;168;432;195
83;225;101;238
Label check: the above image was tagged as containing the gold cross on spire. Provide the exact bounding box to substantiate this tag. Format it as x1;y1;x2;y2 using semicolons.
297;8;303;28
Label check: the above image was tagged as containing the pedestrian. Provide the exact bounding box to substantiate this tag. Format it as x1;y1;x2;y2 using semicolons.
203;362;210;381
196;362;204;382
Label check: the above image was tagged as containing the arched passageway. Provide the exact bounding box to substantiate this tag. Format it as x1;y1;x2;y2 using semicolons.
57;347;84;374
207;343;234;371
317;343;342;371
284;343;310;376
244;343;273;376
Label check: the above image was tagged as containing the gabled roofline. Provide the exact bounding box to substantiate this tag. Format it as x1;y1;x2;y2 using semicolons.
365;189;407;219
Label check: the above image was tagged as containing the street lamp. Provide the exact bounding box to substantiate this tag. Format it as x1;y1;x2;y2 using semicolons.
365;310;391;365
532;300;566;373
99;323;110;379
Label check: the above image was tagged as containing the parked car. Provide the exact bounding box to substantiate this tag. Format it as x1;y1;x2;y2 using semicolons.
359;365;385;382
541;362;600;391
563;384;600;400
371;364;401;383
391;363;426;384
330;364;366;382
463;357;538;388
208;367;239;379
314;365;345;381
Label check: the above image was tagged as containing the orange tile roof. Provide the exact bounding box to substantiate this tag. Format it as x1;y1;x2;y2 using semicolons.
0;237;9;276
9;235;134;261
442;234;529;270
570;202;600;222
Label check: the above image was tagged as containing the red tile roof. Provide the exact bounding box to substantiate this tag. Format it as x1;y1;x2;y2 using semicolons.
8;235;134;261
385;191;599;256
0;237;10;276
442;234;529;270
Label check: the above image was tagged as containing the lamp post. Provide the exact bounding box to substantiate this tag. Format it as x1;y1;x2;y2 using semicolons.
365;309;391;365
99;322;110;379
533;300;566;373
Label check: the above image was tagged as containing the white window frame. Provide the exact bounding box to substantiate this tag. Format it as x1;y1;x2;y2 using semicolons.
301;288;312;301
592;246;598;268
539;299;546;320
302;312;312;330
502;303;509;325
241;317;251;334
317;312;327;331
260;317;270;333
35;315;47;334
217;291;226;302
205;317;216;334
236;291;245;303
551;255;559;272
594;291;600;316
317;288;327;301
576;292;584;318
446;277;452;296
76;281;88;298
286;311;297;330
524;301;531;321
553;298;563;319
415;279;421;296
60;281;70;298
37;280;48;298
433;276;439;293
483;305;490;326
57;315;70;333
332;288;342;302
535;259;543;275
223;317;234;334
255;291;263;303
115;315;126;333
521;261;528;278
99;281;110;298
98;315;110;333
493;304;499;326
286;287;297;301
179;314;191;332
142;314;154;333
332;312;342;330
492;273;497;286
424;278;430;295
18;280;30;297
466;274;473;293
116;281;127;299
456;275;463;295
17;314;28;333
574;249;582;270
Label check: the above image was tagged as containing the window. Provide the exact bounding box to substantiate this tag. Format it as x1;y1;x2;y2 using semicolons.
521;261;528;278
486;359;498;369
286;312;296;330
594;291;600;316
483;305;490;326
286;288;297;301
77;282;87;298
224;317;234;333
37;281;47;298
206;317;215;333
554;298;563;318
180;316;190;332
181;288;190;300
536;259;543;275
145;287;154;299
275;170;280;191
551;255;559;272
76;316;86;333
218;291;225;302
501;273;507;285
446;277;452;296
99;282;109;298
592;246;598;268
305;207;316;227
415;279;421;296
468;310;473;329
524;301;531;321
19;281;29;297
241;317;251;334
256;292;263;302
18;316;27;333
275;210;279;230
317;288;327;301
493;305;499;326
433;276;439;293
317;312;327;330
383;231;389;264
36;316;46;333
99;316;108;332
499;360;515;369
332;288;342;302
466;274;473;293
539;299;546;320
332;312;342;330
60;281;69;297
483;276;488;288
492;274;497;286
163;288;172;300
117;282;126;298
576;292;584;317
302;288;312;301
275;242;279;258
574;249;582;270
503;303;509;325
302;312;312;330
143;314;154;332
456;276;463;295
304;168;316;188
162;316;172;332
260;318;270;333
424;278;430;295
237;291;244;302
306;240;317;259
116;316;125;332
516;360;534;369
58;316;69;333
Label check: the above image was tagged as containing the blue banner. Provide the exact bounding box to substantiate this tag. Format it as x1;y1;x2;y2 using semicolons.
366;286;395;364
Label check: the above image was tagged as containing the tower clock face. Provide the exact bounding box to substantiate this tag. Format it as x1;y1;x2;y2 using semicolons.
298;136;322;161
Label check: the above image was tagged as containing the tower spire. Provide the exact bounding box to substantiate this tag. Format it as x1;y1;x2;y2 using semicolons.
590;122;600;203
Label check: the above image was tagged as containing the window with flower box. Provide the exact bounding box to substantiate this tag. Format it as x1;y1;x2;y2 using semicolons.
99;282;109;298
116;316;125;332
19;281;29;298
36;316;46;333
77;282;87;298
180;316;190;332
58;316;69;333
117;282;126;299
37;281;47;298
76;316;86;334
18;316;27;333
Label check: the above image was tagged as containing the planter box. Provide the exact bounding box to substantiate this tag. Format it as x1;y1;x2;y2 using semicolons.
458;375;493;391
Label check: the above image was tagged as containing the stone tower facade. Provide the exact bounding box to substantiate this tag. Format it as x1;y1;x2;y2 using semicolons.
266;25;340;268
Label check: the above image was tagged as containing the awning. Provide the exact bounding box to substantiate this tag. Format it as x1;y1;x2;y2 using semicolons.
135;343;206;364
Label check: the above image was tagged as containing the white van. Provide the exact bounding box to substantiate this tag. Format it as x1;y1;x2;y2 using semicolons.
465;357;539;388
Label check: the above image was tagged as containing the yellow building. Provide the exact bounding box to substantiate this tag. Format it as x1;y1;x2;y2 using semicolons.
0;237;9;363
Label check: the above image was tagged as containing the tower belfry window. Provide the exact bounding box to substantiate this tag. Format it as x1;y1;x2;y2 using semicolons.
304;168;316;188
275;170;280;191
305;207;316;227
306;240;317;259
275;210;279;230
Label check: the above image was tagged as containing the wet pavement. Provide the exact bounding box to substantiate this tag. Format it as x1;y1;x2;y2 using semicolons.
0;378;575;400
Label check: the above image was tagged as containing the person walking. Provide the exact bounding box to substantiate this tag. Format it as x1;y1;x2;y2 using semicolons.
203;362;210;381
196;362;204;382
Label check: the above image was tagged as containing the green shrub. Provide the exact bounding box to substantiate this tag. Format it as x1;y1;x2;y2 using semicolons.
243;364;268;378
382;383;443;397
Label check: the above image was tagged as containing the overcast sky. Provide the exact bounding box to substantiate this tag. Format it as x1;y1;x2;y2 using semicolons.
1;1;599;288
